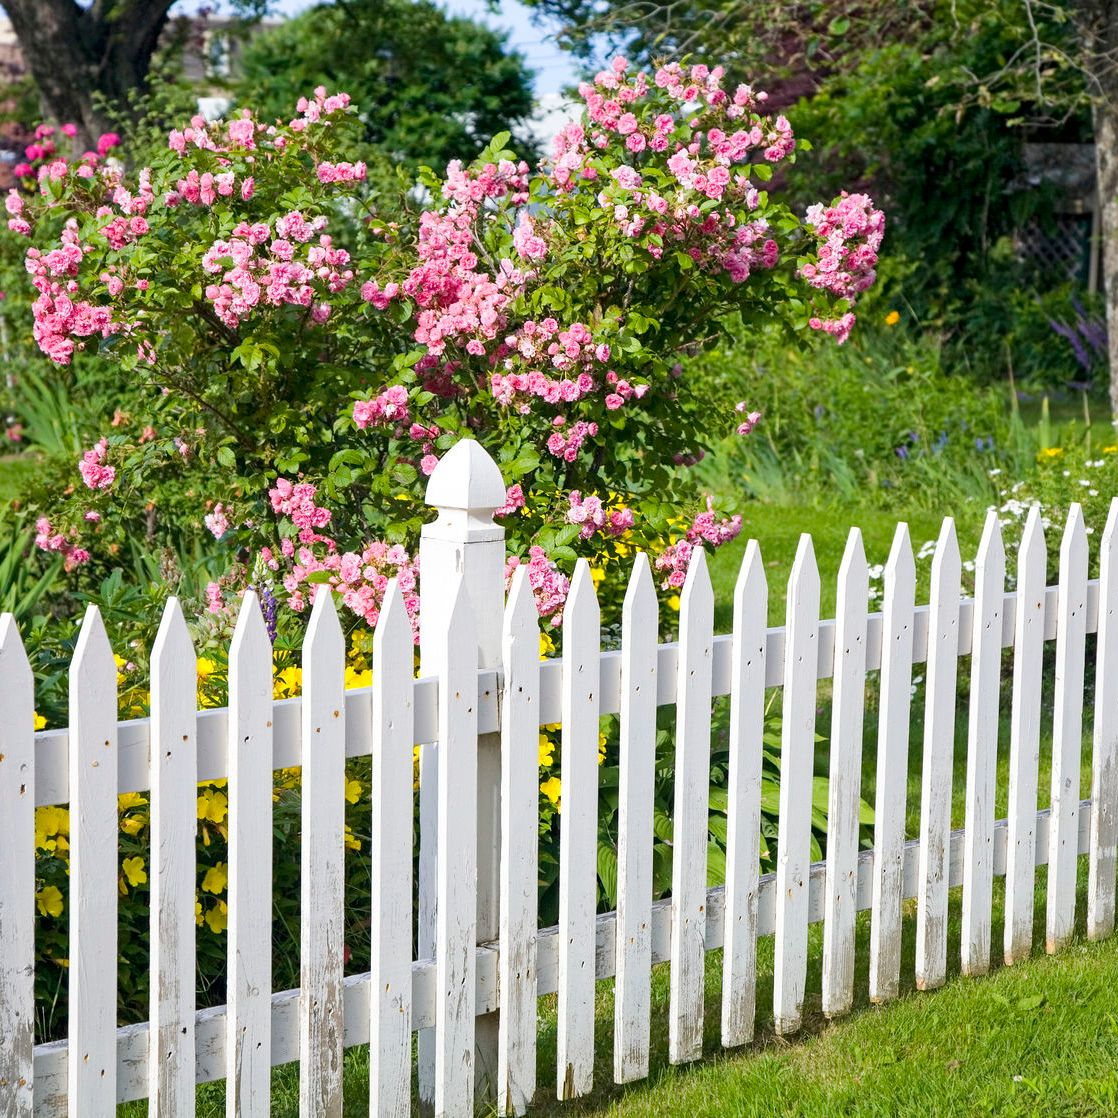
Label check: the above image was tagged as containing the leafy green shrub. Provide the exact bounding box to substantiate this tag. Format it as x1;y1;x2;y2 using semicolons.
694;323;1022;510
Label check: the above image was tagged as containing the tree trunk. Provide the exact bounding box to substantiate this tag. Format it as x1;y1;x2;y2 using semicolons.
1097;99;1118;418
0;0;175;149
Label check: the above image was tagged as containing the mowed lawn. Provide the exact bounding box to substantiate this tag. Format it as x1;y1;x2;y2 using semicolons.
145;873;1118;1116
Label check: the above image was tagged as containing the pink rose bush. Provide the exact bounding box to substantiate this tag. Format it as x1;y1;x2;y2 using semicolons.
7;62;880;634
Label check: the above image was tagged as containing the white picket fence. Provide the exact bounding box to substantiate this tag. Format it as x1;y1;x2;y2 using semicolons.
1;437;1117;1117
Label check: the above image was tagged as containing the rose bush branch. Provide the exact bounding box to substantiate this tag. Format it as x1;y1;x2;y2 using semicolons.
8;59;883;635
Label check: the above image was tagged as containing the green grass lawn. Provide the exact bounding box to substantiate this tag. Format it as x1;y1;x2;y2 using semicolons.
139;871;1118;1116
707;499;984;631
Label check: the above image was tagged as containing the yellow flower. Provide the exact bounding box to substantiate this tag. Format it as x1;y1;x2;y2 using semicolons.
273;666;302;699
345;778;363;805
598;731;608;765
539;631;555;659
36;885;63;918
201;861;228;894
122;856;147;887
344;823;362;851
197;788;228;824
1037;447;1064;461
538;734;555;768
204;900;228;934
590;566;605;589
668;594;681;612
196;657;217;680
195;898;203;926
120;814;147;836
35;805;70;851
34;711;46;731
540;776;562;809
114;653;128;686
344;665;372;690
118;792;146;811
1104;445;1117;454
885;310;900;326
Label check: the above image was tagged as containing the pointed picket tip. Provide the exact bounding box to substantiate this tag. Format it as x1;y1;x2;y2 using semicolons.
0;611;32;689
152;596;195;670
1101;497;1118;553
681;544;713;605
837;527;867;584
1019;503;1046;560
374;578;412;656
734;539;767;605
885;522;915;581
231;588;267;649
424;438;506;513
567;557;600;617
936;515;959;552
1100;498;1118;545
72;603;114;672
305;584;344;657
444;573;476;640
504;565;540;643
623;551;656;615
1059;502;1088;567
1064;501;1087;538
930;517;961;579
787;532;820;594
975;510;1004;567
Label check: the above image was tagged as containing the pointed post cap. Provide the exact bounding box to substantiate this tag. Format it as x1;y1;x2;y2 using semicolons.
424;438;506;513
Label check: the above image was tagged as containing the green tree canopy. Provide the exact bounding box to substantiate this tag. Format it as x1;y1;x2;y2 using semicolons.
237;0;539;171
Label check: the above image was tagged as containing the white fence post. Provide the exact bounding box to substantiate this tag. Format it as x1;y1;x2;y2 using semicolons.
419;439;507;1108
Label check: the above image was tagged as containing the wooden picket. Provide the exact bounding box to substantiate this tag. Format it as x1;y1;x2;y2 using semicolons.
961;513;1004;977
869;524;915;1003
822;529;868;1017
720;541;766;1046
368;582;415;1117
773;535;819;1035
556;561;600;1100
435;579;478;1117
669;548;714;1064
1048;504;1088;953
916;518;960;991
1088;499;1118;941
0;614;34;1117
148;599;198;1116
1004;505;1046;965
226;592;274;1117
11;439;1118;1118
299;590;346;1117
613;554;658;1082
499;569;540;1115
68;605;119;1111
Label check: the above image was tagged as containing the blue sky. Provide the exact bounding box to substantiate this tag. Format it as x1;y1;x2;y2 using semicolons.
263;0;581;95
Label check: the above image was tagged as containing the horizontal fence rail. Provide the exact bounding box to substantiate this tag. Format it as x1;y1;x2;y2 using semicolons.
27;581;1101;808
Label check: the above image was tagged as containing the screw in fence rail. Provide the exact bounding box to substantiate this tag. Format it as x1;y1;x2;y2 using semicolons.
418;439;508;1110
